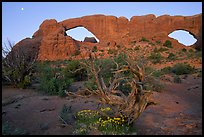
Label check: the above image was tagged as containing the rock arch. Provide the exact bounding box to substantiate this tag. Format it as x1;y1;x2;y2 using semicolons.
11;13;202;61
168;30;197;46
65;26;100;42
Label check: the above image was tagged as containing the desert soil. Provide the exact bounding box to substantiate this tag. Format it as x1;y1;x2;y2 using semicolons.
2;75;202;135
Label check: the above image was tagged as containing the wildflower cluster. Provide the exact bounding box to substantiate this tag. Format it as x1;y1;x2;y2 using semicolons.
77;109;99;118
98;116;127;127
73;107;133;135
100;107;111;112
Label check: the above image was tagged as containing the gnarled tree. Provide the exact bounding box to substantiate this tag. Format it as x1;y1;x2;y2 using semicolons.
2;40;37;88
77;51;155;125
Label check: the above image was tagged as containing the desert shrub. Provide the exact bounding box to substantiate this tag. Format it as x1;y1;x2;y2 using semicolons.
189;49;194;53
173;75;182;83
92;46;98;52
59;104;73;125
2;121;27;135
108;49;117;55
182;48;187;52
144;67;162;78
100;53;105;57
153;47;158;53
139;37;149;42
160;66;172;74
163;40;173;48
152;70;162;77
37;62;73;96
63;60;87;81
153;47;168;53
143;76;163;92
75;50;81;56
172;63;195;75
84;80;98;91
149;42;155;46
167;53;176;61
2;40;37;88
148;52;163;64
156;40;161;45
158;47;168;52
134;46;140;50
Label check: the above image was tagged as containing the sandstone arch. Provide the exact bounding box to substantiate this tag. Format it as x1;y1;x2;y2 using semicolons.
65;26;100;42
10;14;202;61
168;30;197;46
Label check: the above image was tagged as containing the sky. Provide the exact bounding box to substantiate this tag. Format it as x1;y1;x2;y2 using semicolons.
2;2;202;47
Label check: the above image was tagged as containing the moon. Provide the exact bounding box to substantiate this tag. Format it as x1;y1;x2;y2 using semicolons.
21;8;24;11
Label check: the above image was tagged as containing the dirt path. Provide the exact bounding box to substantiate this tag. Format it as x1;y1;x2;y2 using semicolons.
134;75;202;135
2;75;202;135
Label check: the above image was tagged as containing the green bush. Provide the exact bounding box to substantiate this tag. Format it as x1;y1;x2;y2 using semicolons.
143;76;163;92
148;52;163;64
160;66;172;74
149;42;155;46
172;63;195;75
153;47;168;53
163;40;173;48
167;53;176;61
156;40;161;45
84;79;98;91
189;49;194;53
153;47;158;53
182;48;187;52
158;47;168;52
63;60;87;81
37;62;73;96
75;50;81;56
139;37;149;42
92;46;98;52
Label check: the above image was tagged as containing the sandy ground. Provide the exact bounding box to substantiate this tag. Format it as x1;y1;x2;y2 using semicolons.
2;75;202;135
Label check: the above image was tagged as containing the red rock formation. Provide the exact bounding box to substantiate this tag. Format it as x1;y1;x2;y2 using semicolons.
10;14;202;61
84;37;98;43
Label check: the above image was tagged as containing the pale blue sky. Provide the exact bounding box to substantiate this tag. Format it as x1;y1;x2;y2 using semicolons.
2;2;202;46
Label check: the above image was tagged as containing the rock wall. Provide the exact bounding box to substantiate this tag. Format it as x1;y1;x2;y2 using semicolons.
11;13;202;61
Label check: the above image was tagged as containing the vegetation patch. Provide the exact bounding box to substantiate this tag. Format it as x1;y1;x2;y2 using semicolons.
148;52;163;64
2;121;27;135
163;40;173;48
139;37;149;42
92;46;98;52
172;63;195;75
167;53;176;61
73;107;134;135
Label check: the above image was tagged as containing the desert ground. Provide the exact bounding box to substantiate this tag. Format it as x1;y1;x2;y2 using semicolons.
2;74;202;135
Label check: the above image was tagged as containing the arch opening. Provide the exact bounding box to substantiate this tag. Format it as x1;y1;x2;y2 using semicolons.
65;26;99;43
168;30;197;46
